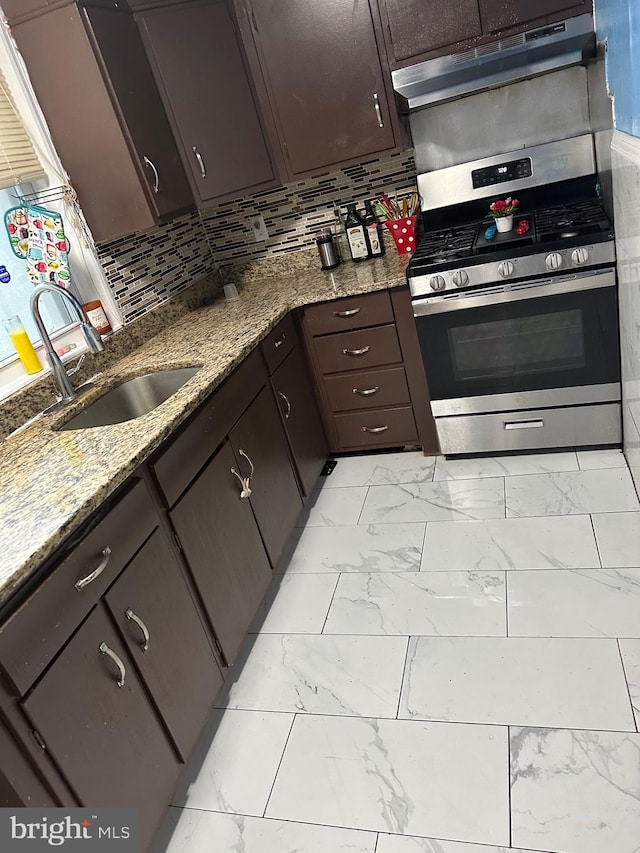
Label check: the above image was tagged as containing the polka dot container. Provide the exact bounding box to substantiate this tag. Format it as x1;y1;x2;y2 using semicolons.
384;215;417;254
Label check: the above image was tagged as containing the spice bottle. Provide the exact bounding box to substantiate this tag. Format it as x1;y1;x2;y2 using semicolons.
3;315;42;374
344;203;369;263
363;199;385;258
83;300;112;335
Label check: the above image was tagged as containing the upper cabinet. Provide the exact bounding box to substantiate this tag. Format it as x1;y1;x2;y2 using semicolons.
7;3;193;244
137;0;280;206
238;0;400;179
377;0;592;68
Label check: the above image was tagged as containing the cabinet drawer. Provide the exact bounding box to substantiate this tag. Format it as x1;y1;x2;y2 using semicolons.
261;312;298;375
0;480;157;696
325;366;411;412
153;349;266;506
314;325;402;374
334;406;418;449
304;291;393;336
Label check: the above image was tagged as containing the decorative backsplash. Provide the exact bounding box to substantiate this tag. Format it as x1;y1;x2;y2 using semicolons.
96;149;417;322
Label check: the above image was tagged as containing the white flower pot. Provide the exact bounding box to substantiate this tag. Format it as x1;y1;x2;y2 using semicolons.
496;215;514;233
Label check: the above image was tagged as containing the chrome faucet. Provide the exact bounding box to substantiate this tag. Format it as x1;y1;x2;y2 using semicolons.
30;284;105;403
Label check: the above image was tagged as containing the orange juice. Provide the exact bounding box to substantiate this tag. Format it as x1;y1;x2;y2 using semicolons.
8;326;42;374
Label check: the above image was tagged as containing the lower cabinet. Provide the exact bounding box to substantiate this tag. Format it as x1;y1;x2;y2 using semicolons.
21;606;180;850
169;440;273;666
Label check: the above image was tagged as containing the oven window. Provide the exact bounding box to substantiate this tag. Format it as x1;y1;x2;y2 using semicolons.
449;309;586;383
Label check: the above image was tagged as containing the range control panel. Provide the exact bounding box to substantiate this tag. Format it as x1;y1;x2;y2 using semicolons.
472;157;533;189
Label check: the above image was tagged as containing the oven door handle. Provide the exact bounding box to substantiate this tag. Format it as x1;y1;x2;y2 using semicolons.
412;270;616;316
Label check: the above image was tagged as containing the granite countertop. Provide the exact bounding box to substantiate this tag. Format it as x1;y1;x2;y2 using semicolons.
0;251;410;608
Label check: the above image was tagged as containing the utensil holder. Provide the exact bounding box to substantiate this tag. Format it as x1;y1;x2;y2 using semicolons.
385;216;417;254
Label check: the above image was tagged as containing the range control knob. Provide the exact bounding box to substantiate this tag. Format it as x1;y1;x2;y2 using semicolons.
451;270;469;288
546;252;564;270
571;247;590;266
498;261;515;279
429;274;446;291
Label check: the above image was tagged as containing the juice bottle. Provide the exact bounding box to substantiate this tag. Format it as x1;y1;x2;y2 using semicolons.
4;315;42;374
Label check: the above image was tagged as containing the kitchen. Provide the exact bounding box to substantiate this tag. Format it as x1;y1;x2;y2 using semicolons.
0;1;639;852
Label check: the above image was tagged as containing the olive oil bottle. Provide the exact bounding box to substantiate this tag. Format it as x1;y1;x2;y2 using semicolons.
363;199;385;258
344;203;369;263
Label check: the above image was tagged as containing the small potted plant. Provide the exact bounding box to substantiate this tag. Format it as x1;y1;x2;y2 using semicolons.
489;197;519;233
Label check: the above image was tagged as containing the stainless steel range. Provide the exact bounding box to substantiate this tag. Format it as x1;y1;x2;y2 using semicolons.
408;135;620;456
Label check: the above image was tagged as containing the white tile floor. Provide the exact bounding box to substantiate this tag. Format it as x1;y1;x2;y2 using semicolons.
163;449;640;853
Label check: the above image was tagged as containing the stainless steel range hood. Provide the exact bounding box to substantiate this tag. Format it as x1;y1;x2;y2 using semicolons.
392;14;596;110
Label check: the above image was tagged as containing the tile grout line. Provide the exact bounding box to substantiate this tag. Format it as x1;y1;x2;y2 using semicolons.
504;570;510;638
262;712;297;819
373;831;380;853
320;574;341;634
589;513;605;568
356;486;370;525
419;521;429;571
394;636;412;720
507;724;513;848
616;638;639;733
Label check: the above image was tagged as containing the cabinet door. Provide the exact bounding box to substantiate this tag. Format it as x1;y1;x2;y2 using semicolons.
271;346;328;498
170;441;272;665
105;529;223;763
479;0;588;33
139;0;276;204
248;0;397;175
83;5;193;220
229;386;303;567
381;0;482;64
22;606;179;850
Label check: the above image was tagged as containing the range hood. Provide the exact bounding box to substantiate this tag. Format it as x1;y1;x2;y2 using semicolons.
392;14;596;110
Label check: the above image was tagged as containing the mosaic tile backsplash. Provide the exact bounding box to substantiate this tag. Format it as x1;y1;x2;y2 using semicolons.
97;149;417;323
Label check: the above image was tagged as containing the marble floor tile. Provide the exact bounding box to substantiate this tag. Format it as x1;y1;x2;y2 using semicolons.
322;452;436;488
433;451;578;481
377;836;540;853
280;523;425;574
295;486;368;527
164;811;377;853
218;633;408;718
421;515;600;571
505;468;640;517
619;639;640;728
266;714;510;845
511;727;640;853
399;637;636;730
592;511;640;567
249;574;338;633
171;709;293;814
577;448;628;470
507;569;640;638
323;571;506;636
360;479;505;524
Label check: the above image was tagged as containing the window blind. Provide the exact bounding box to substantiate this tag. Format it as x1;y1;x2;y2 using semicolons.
0;67;46;189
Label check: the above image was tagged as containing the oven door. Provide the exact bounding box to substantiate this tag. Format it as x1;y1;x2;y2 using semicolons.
412;268;620;414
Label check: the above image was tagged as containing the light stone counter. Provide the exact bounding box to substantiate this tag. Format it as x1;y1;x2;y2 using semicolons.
0;251;410;608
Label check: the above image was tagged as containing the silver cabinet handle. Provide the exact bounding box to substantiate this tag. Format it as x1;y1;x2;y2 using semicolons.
353;386;379;397
274;334;286;348
239;449;254;479
231;449;255;499
99;642;126;688
278;391;291;419
75;546;111;591
362;425;389;434
373;93;384;128
125;609;150;652
343;346;370;357
143;156;159;193
504;419;544;430
334;308;360;318
192;146;206;179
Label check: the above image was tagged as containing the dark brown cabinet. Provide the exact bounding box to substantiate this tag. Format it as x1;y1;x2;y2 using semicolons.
105;529;223;762
22;606;179;850
380;0;482;64
8;3;193;243
241;0;399;177
138;0;278;205
479;0;590;34
169;441;273;666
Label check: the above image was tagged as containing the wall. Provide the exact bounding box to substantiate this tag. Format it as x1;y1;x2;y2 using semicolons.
594;0;640;138
96;149;417;322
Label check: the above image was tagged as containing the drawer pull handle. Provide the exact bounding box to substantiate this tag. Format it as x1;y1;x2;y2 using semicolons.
125;609;150;652
231;449;255;499
362;424;389;434
75;546;111;591
274;334;286;348
334;308;360;318
504;419;544;430
343;346;370;357
278;391;292;419
353;386;379;397
99;642;126;688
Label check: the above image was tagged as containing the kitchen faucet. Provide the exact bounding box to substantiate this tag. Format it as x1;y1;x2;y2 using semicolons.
30;283;105;403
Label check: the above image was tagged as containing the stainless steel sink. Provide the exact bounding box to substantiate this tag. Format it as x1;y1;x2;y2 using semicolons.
56;367;201;430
